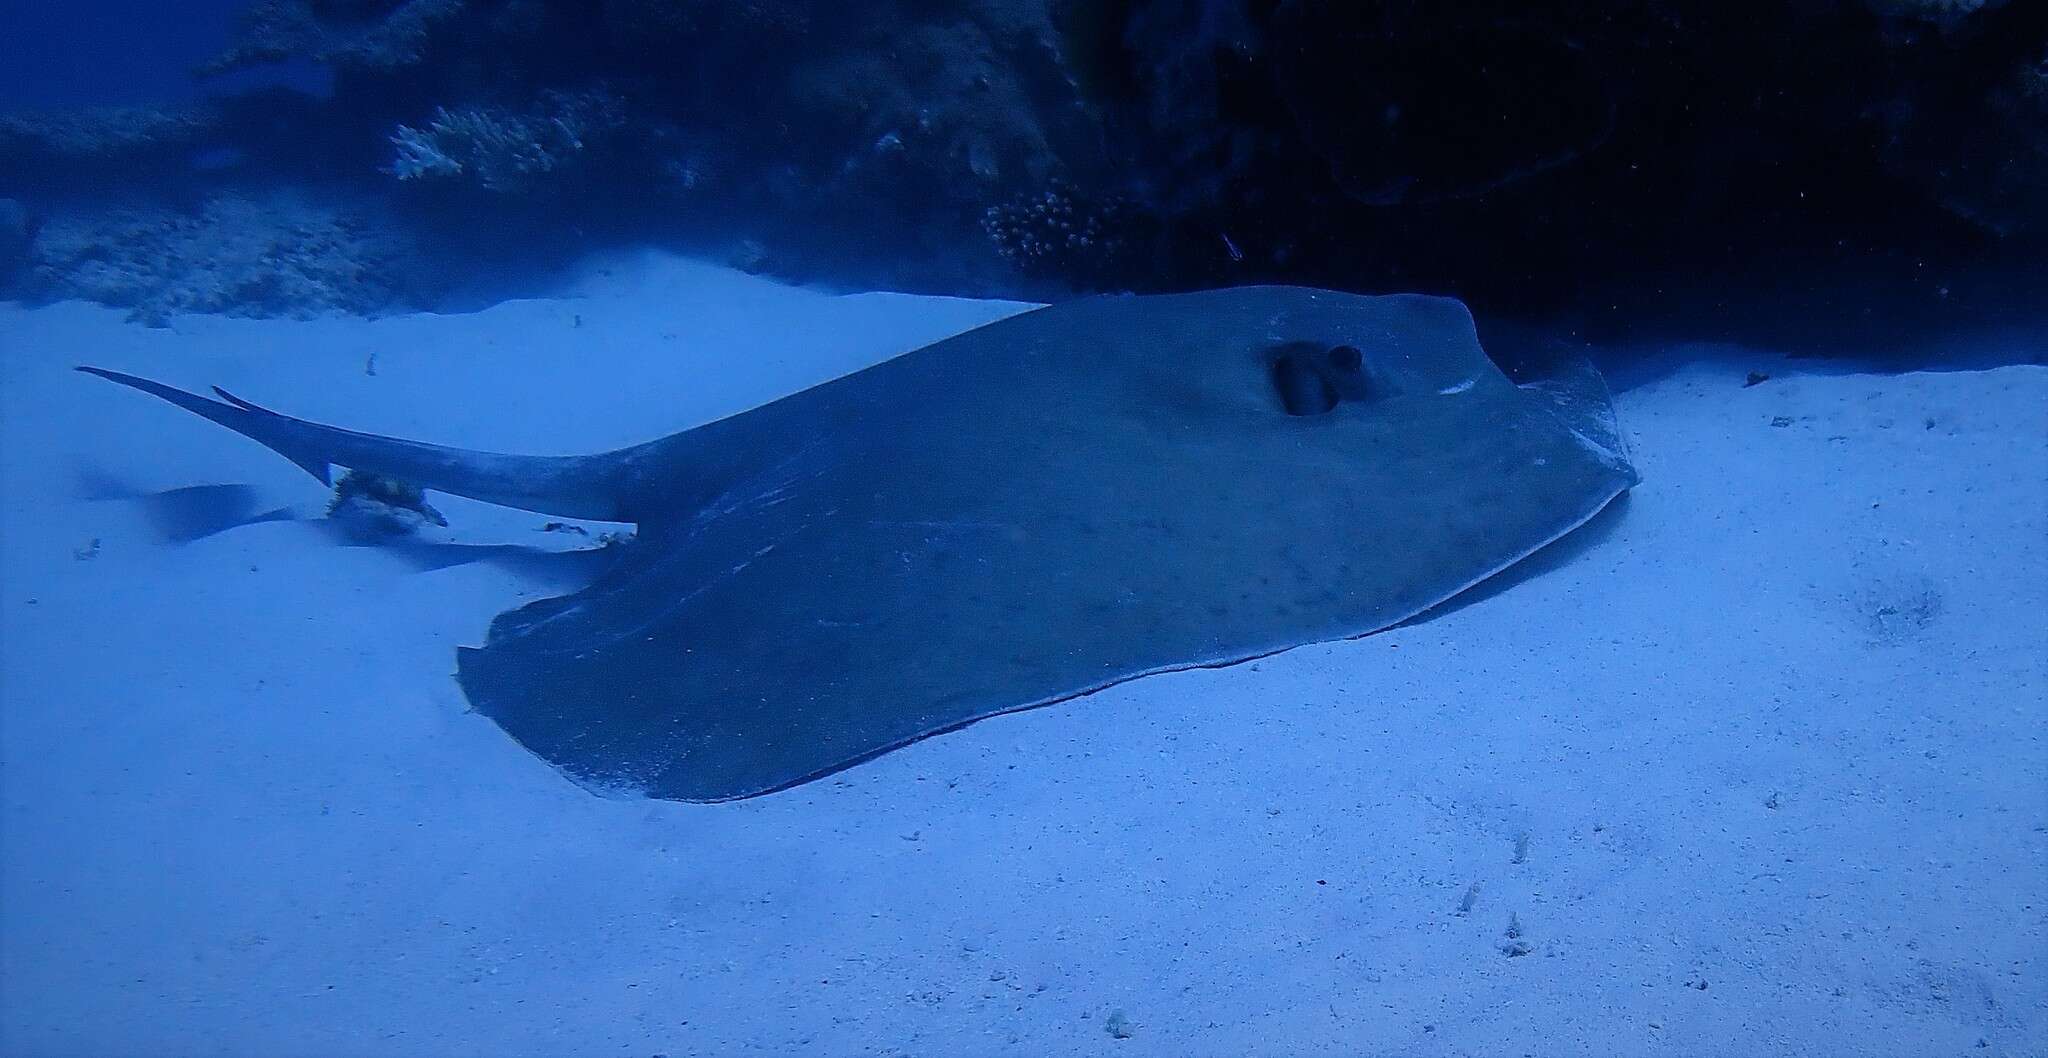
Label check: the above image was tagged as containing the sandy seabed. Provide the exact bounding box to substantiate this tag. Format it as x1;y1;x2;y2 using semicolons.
2;254;2043;1057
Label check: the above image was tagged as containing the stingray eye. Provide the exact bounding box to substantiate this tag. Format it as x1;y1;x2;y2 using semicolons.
1326;345;1363;373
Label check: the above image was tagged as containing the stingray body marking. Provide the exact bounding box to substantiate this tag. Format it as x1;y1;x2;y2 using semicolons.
83;285;1638;801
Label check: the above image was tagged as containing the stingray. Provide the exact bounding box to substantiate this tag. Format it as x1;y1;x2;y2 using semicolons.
81;286;1637;801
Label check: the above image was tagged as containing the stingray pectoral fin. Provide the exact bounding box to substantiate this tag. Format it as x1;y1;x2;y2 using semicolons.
78;367;638;523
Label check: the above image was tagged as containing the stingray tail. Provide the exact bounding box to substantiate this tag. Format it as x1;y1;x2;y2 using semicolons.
78;367;636;523
79;368;340;484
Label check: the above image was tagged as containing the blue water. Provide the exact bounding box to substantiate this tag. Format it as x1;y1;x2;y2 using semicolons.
0;0;322;106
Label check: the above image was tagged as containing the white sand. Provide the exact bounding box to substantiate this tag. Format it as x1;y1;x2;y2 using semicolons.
2;253;2043;1057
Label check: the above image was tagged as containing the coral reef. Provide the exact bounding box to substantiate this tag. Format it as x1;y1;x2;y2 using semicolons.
0;105;220;162
21;192;428;325
201;0;467;75
3;0;2040;326
0;91;336;196
981;181;1146;288
387;90;627;192
0;104;231;197
202;1;1099;281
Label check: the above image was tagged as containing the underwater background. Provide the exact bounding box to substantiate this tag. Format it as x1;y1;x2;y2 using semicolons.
4;3;251;106
1;2;2044;1055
